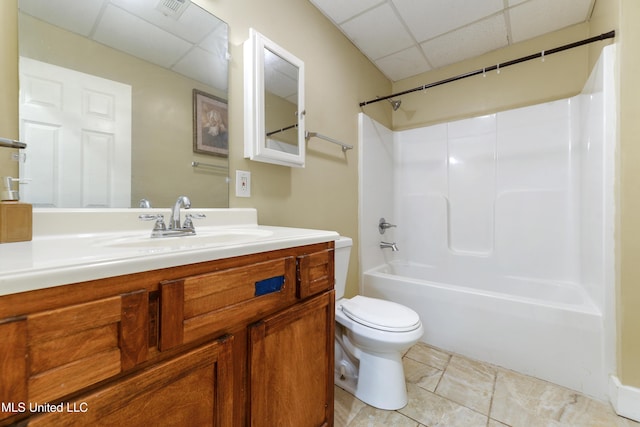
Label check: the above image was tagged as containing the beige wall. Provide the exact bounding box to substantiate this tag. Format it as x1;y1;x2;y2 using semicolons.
589;0;640;390
614;0;640;388
195;0;391;298
0;0;19;177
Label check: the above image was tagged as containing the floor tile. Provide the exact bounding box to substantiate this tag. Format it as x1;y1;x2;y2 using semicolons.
491;368;640;427
573;399;640;427
334;385;425;427
334;385;367;426
435;354;496;415
404;342;451;370
403;357;443;392
399;383;488;427
491;368;578;426
343;404;422;427
335;343;640;427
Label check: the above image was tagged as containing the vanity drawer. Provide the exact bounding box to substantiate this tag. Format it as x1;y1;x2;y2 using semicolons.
0;290;148;412
160;256;296;350
297;248;334;299
26;336;234;427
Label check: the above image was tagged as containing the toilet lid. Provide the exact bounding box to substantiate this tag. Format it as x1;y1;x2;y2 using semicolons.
340;295;421;332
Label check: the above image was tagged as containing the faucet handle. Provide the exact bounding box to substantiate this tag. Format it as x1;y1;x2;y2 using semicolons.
378;217;397;234
183;213;206;230
139;214;166;231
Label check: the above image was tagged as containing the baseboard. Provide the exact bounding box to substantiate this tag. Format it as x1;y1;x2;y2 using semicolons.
609;375;640;422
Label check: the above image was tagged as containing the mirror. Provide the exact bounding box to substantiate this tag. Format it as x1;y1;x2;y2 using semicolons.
17;0;229;208
244;28;305;167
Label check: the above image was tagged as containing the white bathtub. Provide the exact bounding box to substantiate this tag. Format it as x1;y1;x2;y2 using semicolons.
362;261;607;399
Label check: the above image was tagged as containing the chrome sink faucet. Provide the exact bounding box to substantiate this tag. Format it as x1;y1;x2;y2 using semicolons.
139;195;205;238
170;195;191;230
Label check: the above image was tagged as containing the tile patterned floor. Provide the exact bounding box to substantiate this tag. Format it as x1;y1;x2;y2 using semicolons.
334;342;640;427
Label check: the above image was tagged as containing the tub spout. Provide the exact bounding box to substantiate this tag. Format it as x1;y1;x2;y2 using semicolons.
380;241;399;251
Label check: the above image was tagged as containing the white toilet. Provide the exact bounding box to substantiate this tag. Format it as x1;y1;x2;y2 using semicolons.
334;237;424;410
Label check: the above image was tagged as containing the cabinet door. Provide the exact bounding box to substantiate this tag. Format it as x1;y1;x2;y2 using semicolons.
0;289;148;422
28;336;234;427
249;291;334;427
0;317;27;420
297;249;334;299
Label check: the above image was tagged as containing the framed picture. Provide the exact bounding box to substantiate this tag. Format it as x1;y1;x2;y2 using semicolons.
193;89;229;157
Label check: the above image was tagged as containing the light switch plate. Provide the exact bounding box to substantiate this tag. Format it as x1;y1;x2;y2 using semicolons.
235;170;251;197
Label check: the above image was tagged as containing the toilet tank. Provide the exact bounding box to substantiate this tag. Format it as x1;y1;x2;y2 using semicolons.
334;236;352;300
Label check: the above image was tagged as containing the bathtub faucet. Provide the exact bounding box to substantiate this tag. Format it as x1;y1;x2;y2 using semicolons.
380;241;399;251
378;217;397;234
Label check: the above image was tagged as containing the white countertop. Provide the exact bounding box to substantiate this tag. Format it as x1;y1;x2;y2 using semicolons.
0;208;339;296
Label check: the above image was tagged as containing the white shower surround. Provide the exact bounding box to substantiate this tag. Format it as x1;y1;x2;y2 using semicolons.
358;45;616;400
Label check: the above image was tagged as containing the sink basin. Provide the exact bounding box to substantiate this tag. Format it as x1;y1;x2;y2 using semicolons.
95;228;274;250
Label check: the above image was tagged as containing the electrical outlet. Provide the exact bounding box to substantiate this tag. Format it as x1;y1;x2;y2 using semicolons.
235;170;251;197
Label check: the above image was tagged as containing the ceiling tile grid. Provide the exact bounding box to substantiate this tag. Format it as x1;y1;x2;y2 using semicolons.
393;0;505;42
340;2;415;59
19;0;229;90
309;0;596;81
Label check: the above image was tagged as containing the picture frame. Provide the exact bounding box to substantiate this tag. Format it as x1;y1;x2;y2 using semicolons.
193;89;229;157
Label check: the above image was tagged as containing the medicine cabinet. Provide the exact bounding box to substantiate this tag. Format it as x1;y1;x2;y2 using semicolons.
244;28;305;167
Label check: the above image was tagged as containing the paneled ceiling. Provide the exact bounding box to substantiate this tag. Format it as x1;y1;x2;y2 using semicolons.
309;0;596;81
18;0;228;90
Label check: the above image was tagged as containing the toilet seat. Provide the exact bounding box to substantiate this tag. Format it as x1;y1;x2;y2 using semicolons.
340;296;421;332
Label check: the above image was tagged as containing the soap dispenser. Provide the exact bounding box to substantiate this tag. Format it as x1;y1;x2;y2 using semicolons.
0;176;32;243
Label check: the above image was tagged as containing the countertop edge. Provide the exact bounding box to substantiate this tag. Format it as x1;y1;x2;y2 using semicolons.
0;230;339;297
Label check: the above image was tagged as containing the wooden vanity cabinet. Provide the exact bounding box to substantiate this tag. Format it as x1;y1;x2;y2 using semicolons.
0;241;335;427
249;290;335;427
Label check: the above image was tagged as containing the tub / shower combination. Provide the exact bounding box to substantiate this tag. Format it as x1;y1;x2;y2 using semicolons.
358;46;616;400
363;261;604;397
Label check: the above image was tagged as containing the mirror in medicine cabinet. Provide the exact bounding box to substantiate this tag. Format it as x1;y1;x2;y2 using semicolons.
244;28;305;167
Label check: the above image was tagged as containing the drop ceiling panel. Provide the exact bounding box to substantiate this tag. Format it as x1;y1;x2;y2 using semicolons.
93;5;191;68
173;47;228;91
19;0;229;89
308;0;384;24
509;0;594;43
421;14;509;69
199;23;229;55
393;0;504;43
340;2;415;59
375;46;431;82
18;0;105;36
309;0;597;81
110;0;215;44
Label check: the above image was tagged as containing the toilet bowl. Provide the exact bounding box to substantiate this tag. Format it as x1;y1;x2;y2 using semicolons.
333;237;423;410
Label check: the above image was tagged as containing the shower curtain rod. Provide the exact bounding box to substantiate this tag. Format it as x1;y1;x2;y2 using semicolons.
359;30;616;108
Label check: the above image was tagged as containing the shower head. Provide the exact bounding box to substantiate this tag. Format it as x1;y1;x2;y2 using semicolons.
388;98;401;111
